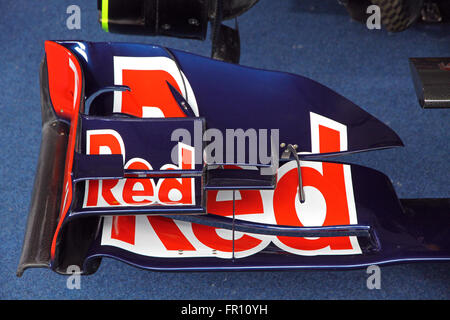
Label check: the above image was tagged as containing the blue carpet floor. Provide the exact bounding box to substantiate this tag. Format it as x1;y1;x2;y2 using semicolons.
0;0;448;299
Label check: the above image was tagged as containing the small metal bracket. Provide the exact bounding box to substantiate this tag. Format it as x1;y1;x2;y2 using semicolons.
281;144;305;203
210;0;240;64
84;85;131;114
166;80;196;117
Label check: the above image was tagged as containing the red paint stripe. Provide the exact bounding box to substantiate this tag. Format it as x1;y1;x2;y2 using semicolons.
47;41;83;260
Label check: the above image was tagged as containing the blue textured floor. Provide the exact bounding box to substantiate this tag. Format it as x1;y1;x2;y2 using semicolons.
0;0;449;299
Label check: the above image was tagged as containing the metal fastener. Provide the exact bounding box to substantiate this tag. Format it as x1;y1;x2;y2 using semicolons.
188;18;199;26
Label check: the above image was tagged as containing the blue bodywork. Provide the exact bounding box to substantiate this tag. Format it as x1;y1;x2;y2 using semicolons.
16;41;450;276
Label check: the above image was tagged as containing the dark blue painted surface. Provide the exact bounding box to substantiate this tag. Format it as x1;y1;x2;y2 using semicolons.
1;0;449;300
81;161;448;272
60;40;403;159
79;115;205;172
47;42;450;271
46;40;449;274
